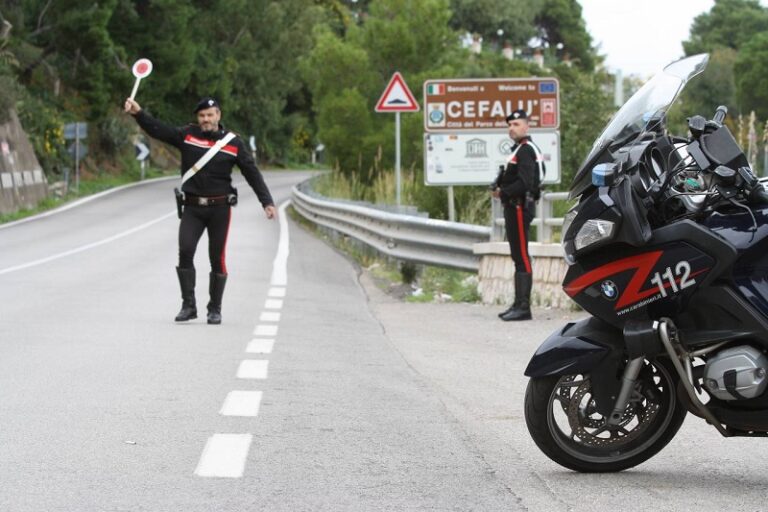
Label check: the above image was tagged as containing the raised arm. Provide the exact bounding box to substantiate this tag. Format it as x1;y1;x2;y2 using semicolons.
124;98;184;148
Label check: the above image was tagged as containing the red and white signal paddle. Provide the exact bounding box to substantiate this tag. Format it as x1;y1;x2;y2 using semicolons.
129;58;153;101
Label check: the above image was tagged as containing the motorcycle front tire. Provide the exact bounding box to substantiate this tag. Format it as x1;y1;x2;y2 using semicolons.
524;358;687;473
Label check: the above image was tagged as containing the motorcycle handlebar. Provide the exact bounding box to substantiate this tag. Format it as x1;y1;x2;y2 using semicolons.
713;105;728;125
749;185;768;205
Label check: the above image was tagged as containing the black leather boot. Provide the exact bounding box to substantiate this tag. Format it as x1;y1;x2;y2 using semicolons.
207;272;228;325
175;267;197;322
498;299;520;318
501;272;532;321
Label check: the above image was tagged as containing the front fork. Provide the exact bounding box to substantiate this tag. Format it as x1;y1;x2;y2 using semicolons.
606;356;644;426
605;317;731;436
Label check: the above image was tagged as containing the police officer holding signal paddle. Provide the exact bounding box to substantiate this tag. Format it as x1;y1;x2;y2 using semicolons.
124;96;276;325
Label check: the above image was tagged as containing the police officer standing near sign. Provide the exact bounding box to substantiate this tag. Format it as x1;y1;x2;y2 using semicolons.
492;109;543;321
124;96;276;325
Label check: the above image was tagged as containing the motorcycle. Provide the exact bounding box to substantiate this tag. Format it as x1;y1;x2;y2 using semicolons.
524;53;768;472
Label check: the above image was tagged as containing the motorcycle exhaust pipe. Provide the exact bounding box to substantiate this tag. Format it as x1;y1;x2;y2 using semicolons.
658;318;731;437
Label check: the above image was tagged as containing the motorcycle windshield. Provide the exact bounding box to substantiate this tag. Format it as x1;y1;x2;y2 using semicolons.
570;53;709;198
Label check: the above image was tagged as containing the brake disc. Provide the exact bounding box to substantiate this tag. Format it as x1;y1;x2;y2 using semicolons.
560;374;661;448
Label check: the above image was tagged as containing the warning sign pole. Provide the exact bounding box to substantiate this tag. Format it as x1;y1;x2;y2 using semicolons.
395;112;401;206
375;72;419;208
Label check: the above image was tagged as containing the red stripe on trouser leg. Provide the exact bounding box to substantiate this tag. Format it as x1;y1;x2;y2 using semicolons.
517;205;532;273
220;208;232;274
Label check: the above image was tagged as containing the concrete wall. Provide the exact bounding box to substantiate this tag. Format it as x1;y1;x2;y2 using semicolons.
0;109;48;215
474;242;573;309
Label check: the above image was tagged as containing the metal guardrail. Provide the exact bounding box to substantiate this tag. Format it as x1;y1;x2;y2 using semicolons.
292;185;490;271
491;191;571;242
292;181;571;271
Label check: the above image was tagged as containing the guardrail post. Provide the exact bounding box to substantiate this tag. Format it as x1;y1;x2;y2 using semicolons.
536;195;554;243
491;198;504;242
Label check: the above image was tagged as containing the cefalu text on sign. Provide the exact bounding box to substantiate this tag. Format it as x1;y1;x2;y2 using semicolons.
423;78;559;132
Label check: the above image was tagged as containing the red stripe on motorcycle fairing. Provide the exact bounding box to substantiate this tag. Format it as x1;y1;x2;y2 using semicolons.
517;205;532;273
563;250;664;309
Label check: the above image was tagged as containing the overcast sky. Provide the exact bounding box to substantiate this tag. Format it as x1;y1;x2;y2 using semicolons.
577;0;718;76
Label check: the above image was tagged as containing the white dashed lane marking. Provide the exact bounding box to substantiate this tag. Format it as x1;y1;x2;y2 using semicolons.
237;360;269;379
259;311;281;322
219;391;263;417
253;324;278;337
246;339;275;354
195;434;253;478
195;200;291;479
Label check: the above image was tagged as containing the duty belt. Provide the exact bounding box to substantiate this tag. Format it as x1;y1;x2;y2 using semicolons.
184;194;229;206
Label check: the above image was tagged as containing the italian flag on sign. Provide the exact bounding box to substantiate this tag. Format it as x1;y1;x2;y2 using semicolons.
427;83;445;95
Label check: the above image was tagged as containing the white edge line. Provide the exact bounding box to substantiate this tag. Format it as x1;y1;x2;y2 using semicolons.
269;200;291;286
0;210;176;275
0;176;178;231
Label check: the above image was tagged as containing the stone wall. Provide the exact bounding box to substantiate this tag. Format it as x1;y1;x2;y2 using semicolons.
474;241;573;309
0;109;48;215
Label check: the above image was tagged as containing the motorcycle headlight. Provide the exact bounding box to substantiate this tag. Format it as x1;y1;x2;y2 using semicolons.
561;206;579;239
574;219;615;251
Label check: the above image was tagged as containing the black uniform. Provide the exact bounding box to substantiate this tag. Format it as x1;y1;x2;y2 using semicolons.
132;107;274;324
498;135;537;274
133;110;274;273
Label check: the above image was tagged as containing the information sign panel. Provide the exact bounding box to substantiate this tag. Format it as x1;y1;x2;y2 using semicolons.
424;78;559;132
424;131;561;186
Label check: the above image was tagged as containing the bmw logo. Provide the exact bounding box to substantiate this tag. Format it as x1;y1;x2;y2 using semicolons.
601;280;618;300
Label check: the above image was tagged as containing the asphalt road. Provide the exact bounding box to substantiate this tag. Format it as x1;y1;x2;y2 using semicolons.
0;171;766;511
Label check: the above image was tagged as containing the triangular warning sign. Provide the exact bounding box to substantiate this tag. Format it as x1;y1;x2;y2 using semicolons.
375;72;420;112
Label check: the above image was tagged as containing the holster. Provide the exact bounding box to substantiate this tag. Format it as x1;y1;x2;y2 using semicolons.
174;188;184;219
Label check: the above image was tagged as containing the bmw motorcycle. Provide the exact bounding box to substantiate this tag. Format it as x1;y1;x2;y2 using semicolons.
524;53;768;472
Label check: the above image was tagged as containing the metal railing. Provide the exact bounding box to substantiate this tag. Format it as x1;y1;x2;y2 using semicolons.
491;191;571;242
292;185;490;271
291;181;571;271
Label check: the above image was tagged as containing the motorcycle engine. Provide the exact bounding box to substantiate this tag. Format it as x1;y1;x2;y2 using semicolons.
703;346;768;401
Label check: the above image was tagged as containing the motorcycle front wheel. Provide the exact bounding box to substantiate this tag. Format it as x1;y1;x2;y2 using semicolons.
524;358;687;472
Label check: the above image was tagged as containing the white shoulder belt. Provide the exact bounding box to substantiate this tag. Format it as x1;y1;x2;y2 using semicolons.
181;132;237;185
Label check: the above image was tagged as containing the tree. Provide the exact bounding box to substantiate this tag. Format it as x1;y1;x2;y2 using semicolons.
23;0;125;119
201;0;326;161
672;48;738;127
735;32;768;119
534;0;595;71
683;0;768;55
448;0;536;48
302;0;463;176
359;0;456;76
551;64;613;186
109;0;197;123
